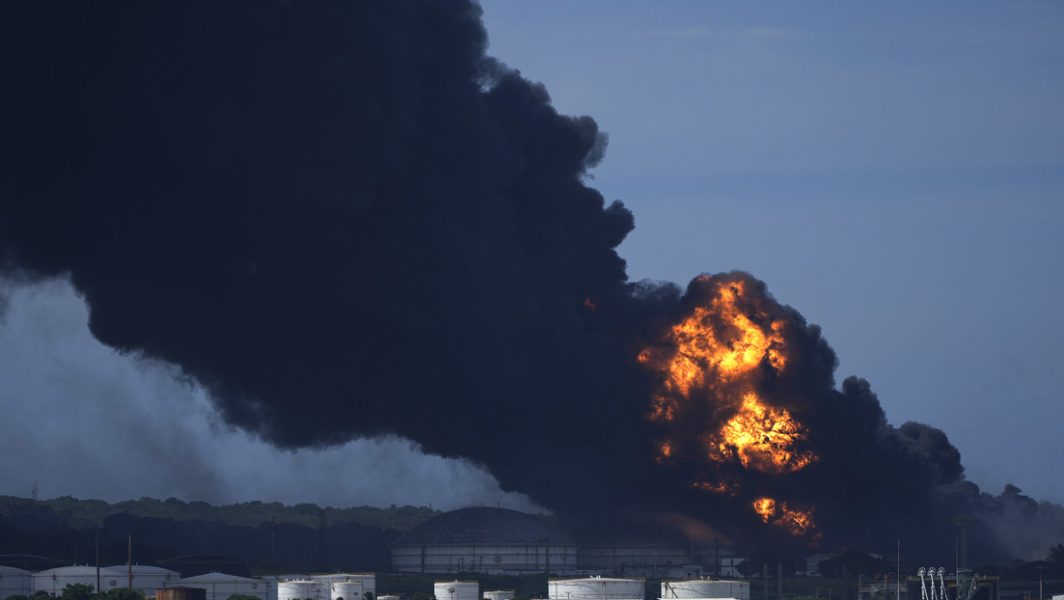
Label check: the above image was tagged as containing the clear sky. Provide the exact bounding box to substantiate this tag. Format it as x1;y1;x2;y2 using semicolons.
0;1;1061;508
479;1;1064;501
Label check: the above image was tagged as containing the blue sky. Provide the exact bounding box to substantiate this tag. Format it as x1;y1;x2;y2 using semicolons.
480;1;1064;501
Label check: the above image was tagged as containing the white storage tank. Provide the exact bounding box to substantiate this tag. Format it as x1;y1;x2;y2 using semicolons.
173;572;267;600
279;580;319;600
311;574;376;598
105;565;180;596
549;578;644;600
378;595;400;600
330;580;364;600
33;566;126;596
435;581;479;600
484;591;515;600
1;566;32;600
661;580;749;600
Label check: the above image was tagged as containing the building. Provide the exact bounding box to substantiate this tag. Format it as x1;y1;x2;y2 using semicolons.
391;507;578;575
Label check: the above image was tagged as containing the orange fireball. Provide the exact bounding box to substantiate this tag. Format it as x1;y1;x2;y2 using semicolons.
709;393;816;474
639;274;821;539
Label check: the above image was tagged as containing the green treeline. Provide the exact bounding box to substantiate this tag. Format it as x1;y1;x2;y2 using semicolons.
0;496;438;532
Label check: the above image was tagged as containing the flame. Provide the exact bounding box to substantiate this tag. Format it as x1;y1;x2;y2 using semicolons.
709;392;816;473
642;279;787;413
657;441;673;462
752;497;816;536
753;497;777;520
693;480;736;496
638;274;821;538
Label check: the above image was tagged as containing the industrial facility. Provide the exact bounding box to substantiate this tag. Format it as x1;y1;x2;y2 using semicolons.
391;508;739;578
0;568;376;600
390;508;578;575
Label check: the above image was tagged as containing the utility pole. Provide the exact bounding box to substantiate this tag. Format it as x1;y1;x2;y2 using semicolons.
897;541;901;600
127;534;133;589
778;560;784;600
95;532;101;593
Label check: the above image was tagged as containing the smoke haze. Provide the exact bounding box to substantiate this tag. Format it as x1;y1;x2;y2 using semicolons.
0;278;536;511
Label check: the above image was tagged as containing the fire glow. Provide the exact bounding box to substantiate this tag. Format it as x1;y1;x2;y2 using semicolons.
639;275;819;538
753;497;817;537
710;393;816;474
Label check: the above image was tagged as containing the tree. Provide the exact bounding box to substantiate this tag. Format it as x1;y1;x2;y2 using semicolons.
60;584;96;600
100;589;147;600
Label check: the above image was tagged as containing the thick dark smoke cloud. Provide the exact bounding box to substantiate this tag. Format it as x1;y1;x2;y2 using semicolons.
0;0;652;514
1;0;1060;562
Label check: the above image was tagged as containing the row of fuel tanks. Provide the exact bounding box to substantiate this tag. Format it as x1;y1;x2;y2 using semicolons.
434;577;751;600
0;566;375;600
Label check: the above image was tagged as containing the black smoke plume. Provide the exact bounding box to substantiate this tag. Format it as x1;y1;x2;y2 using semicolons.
0;0;1058;563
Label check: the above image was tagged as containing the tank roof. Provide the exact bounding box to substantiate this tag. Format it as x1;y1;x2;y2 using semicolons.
176;572;259;583
551;578;645;583
104;565;180;575
393;507;573;546
35;566;126;577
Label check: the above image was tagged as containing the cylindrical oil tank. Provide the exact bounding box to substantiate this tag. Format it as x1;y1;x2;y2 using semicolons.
661;581;749;600
331;580;364;600
1;566;32;600
434;581;479;600
311;575;376;599
484;591;515;600
378;595;399;600
549;578;644;600
106;565;181;596
279;580;319;600
33;566;126;595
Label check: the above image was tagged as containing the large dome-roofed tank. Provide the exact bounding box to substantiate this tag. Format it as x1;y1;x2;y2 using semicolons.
0;566;32;600
392;508;576;575
105;564;180;596
173;571;266;600
32;566;125;596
